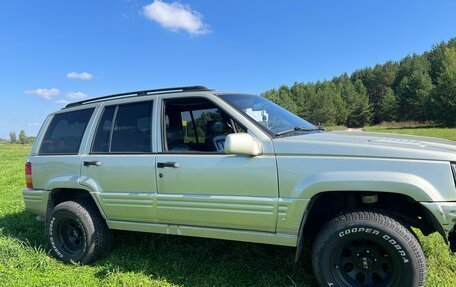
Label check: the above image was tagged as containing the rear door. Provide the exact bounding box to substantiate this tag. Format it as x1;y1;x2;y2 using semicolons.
81;100;158;223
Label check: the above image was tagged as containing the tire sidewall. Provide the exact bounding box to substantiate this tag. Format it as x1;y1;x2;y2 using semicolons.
313;220;420;287
48;206;91;263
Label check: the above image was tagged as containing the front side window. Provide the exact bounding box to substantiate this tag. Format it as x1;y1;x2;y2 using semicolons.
91;101;153;153
163;97;244;153
218;94;317;136
39;108;94;154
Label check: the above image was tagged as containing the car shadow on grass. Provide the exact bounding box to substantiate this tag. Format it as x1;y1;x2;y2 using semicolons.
1;211;317;286
0;210;47;247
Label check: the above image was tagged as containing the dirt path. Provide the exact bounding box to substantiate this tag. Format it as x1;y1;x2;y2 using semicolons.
346;128;364;132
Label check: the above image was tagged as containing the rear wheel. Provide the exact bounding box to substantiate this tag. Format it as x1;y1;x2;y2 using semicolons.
48;199;113;264
311;210;426;287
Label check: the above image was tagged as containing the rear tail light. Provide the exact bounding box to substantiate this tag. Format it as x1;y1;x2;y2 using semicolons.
25;162;33;189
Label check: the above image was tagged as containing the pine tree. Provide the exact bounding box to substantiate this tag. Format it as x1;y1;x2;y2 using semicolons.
378;88;397;122
434;47;456;125
302;81;335;125
262;86;298;114
396;69;434;121
345;80;372;127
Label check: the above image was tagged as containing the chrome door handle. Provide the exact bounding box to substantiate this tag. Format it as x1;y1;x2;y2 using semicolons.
83;161;102;167
157;162;180;168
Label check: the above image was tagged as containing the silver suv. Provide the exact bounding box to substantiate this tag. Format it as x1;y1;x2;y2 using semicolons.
23;86;456;287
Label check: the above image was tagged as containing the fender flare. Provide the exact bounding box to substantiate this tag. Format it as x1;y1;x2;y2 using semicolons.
292;171;441;262
290;171;442;202
294;194;321;263
46;175;107;220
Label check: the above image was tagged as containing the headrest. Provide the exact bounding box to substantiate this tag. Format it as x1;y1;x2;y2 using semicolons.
206;121;224;135
167;128;183;145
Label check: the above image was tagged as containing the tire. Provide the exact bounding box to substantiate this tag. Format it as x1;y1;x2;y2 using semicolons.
311;210;426;287
47;199;113;264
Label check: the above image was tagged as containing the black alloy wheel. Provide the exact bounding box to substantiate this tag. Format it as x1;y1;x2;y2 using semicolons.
56;217;86;256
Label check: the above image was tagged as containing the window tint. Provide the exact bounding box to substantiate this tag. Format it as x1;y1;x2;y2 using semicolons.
110;101;153;153
39;108;94;154
92;106;116;153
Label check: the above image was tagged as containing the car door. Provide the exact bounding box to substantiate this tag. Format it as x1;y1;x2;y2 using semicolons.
81;100;158;223
155;95;278;232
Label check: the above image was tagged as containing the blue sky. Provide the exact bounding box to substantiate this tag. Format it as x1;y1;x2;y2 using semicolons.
1;0;455;138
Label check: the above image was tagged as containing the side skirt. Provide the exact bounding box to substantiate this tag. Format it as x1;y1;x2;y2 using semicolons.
107;220;297;247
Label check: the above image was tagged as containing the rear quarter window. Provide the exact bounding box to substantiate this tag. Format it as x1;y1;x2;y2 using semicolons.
39;108;94;155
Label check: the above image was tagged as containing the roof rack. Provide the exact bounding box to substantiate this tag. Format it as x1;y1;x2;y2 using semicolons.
64;85;211;109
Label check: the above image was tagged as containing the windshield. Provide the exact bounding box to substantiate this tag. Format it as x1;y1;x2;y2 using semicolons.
218;93;317;136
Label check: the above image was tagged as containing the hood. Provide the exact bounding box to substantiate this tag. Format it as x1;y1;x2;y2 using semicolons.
272;131;456;161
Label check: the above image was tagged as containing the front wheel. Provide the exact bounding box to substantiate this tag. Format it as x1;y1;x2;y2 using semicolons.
312;210;426;287
48;199;113;264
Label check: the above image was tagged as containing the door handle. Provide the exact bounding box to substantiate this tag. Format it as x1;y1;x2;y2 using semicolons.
157;162;180;168
83;161;102;167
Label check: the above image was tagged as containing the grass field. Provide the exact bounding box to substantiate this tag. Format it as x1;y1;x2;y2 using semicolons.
364;125;456;141
1;130;456;286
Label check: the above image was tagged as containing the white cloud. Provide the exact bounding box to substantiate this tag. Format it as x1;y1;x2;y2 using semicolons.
66;72;93;80
24;88;60;100
65;91;88;100
55;99;70;105
143;0;210;36
28;123;41;127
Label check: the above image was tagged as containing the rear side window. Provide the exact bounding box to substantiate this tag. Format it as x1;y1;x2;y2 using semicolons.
92;106;116;153
92;101;153;153
39;108;94;155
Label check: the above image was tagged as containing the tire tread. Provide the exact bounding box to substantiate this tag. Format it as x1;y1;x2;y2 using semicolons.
312;210;426;287
49;199;113;264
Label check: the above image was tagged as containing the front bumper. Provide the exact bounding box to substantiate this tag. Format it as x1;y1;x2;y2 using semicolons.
22;189;50;216
421;202;456;251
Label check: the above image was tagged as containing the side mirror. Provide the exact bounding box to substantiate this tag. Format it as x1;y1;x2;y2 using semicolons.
224;133;262;156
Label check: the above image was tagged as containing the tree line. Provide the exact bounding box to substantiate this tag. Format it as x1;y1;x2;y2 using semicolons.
262;38;456;127
9;130;35;144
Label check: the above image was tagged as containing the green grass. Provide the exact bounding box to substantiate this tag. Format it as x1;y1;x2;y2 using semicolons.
364;125;456;141
2;135;456;286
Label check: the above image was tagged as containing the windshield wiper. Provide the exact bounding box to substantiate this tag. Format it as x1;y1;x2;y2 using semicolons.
275;126;324;137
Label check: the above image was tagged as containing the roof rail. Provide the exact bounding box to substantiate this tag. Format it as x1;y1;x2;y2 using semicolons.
64;85;210;109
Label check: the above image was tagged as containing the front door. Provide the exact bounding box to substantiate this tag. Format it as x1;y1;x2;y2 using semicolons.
81;100;157;223
155;96;278;232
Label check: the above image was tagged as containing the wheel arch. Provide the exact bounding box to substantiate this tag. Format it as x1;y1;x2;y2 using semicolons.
294;190;445;262
47;187;107;221
289;171;443;202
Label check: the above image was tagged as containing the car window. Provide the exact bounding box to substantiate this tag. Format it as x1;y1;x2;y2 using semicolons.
39;108;94;155
92;106;116;153
219;93;316;136
191;108;223;143
164;97;245;153
91;101;153;153
181;111;197;143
